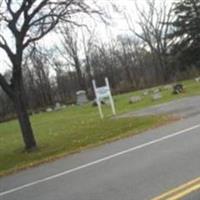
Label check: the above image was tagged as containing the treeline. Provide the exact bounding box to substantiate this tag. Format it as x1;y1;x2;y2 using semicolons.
0;0;200;122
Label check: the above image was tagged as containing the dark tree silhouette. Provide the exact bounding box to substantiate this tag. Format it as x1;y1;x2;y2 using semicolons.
0;0;96;151
170;0;200;67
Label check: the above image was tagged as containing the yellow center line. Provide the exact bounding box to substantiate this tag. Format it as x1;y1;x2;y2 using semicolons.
152;177;200;200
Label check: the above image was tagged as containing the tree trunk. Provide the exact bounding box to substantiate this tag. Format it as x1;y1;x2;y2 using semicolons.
74;56;86;90
0;52;37;151
85;57;93;90
14;84;37;151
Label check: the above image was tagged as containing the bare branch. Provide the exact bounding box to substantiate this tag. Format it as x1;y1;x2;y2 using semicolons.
0;73;13;98
0;34;15;63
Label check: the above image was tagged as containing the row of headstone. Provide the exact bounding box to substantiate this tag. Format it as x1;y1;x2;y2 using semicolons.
142;87;163;97
122;82;186;105
76;89;162;106
129;84;168;104
75;82;183;107
46;103;67;113
129;93;163;104
74;82;185;108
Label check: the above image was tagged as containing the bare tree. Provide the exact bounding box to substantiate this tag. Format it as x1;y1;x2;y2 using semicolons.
30;47;53;107
52;59;74;102
0;0;97;151
126;0;173;83
58;24;86;91
81;28;96;92
115;36;136;86
89;42;119;89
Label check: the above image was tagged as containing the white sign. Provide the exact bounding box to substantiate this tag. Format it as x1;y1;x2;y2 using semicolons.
92;78;116;119
96;86;110;99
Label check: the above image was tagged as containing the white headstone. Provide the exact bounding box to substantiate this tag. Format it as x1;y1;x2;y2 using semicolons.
55;102;61;111
46;108;53;112
152;93;162;101
163;85;172;90
153;88;160;94
195;77;200;82
76;90;88;105
143;90;149;96
61;105;67;109
129;96;142;104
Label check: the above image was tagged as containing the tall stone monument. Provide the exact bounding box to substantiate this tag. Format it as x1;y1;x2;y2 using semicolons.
76;90;88;105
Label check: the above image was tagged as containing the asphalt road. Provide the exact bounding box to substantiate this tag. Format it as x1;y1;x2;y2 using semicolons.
183;190;200;200
1;110;200;199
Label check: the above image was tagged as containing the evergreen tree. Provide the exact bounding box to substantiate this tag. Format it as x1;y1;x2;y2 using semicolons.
170;0;200;68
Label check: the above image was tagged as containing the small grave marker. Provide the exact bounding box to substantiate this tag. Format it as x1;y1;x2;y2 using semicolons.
129;96;142;104
163;85;172;90
195;77;200;82
152;93;162;101
55;102;61;111
61;105;67;109
143;90;149;96
153;88;160;94
46;108;53;112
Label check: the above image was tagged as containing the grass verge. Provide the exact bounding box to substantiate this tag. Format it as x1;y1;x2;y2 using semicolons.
0;114;173;177
0;79;200;176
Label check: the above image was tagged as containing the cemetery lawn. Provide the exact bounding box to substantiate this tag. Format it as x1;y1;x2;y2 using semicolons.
0;79;200;176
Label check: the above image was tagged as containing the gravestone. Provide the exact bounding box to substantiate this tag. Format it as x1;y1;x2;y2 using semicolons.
143;90;149;96
55;102;61;111
153;88;160;94
61;105;67;109
173;84;184;94
76;90;88;105
46;108;53;112
129;96;142;104
163;85;172;90
195;77;200;82
152;93;162;101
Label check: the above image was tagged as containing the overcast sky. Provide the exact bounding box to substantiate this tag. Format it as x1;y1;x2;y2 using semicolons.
0;0;175;73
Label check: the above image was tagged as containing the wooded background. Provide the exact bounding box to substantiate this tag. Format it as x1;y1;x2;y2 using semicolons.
0;0;199;150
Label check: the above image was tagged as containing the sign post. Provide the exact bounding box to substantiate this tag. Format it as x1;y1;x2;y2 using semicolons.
92;77;116;119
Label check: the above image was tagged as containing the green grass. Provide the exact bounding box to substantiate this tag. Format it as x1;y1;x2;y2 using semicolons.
0;79;200;176
115;79;200;114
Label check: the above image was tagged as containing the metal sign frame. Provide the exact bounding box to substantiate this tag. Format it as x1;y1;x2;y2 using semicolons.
92;77;116;119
